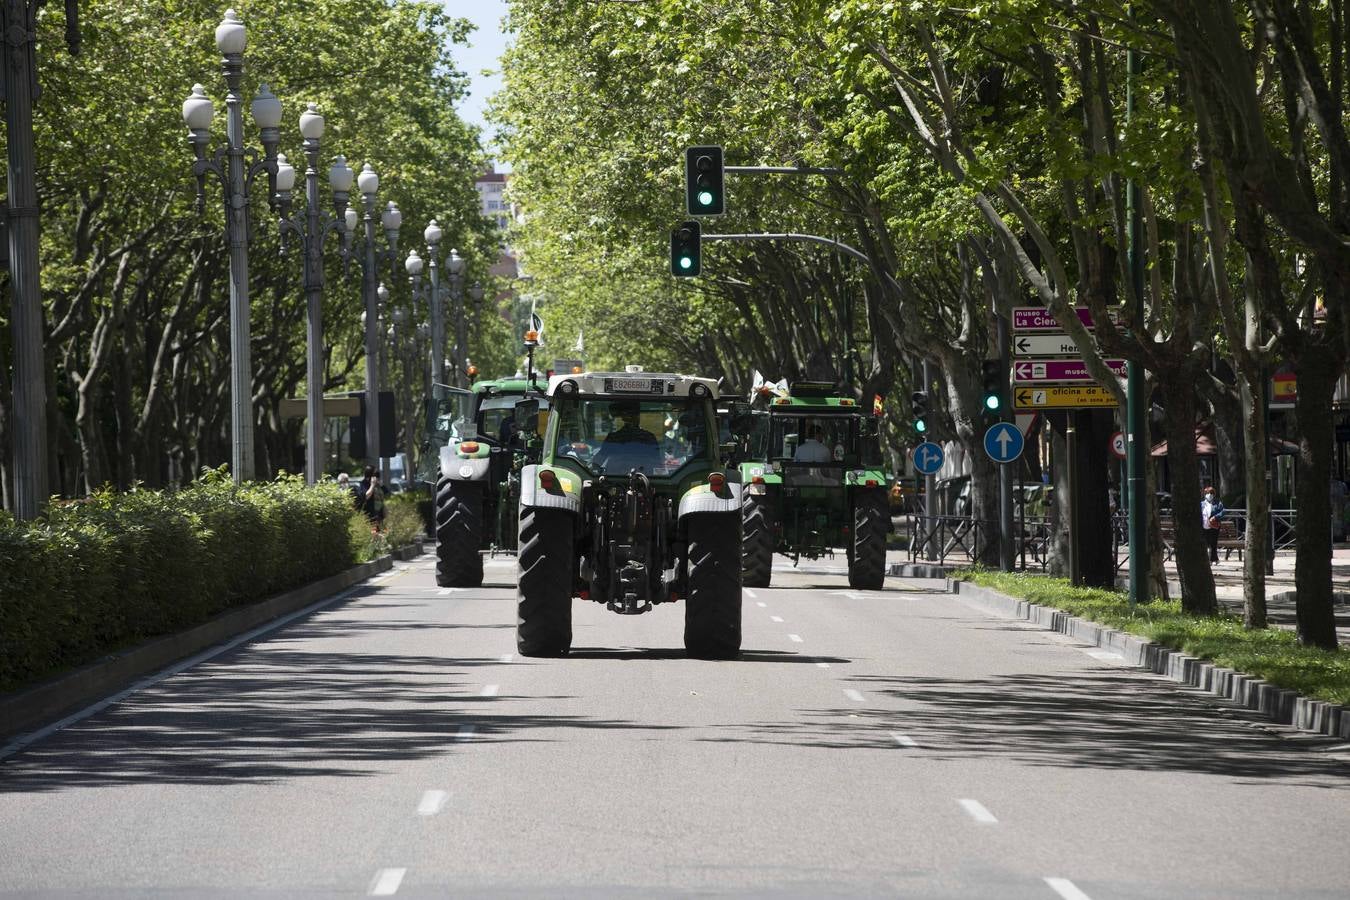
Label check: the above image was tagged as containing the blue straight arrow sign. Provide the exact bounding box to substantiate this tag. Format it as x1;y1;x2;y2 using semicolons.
983;422;1025;464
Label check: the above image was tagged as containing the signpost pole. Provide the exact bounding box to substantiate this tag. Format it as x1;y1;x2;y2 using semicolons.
1067;418;1081;586
1125;40;1149;607
923;359;937;562
997;312;1015;572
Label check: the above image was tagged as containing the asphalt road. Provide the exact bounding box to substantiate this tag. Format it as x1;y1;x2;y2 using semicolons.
2;553;1348;898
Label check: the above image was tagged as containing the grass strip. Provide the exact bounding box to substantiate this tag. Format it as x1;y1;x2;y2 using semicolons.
951;569;1350;707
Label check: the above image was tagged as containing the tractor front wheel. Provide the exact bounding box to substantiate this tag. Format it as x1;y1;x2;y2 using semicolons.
685;513;742;659
436;477;485;587
848;489;888;590
516;506;574;656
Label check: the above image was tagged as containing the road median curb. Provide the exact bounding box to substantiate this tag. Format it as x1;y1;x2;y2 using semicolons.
952;580;1350;741
1;555;394;741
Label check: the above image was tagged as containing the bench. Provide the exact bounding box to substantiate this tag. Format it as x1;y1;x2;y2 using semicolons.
1158;516;1243;562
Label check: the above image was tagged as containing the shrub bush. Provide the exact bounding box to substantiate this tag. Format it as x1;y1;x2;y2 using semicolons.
0;470;358;693
385;494;425;549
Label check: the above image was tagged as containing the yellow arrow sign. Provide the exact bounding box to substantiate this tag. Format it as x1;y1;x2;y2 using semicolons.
1014;385;1119;409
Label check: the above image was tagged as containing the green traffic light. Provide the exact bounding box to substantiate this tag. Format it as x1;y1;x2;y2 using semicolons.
680;256;693;270
984;394;1001;411
915;418;927;433
698;190;715;207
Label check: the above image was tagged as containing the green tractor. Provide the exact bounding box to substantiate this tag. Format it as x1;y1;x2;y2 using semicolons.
514;367;742;658
429;375;550;587
730;381;890;590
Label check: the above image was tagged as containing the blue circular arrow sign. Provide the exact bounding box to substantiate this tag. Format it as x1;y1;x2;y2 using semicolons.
983;422;1025;464
912;441;945;475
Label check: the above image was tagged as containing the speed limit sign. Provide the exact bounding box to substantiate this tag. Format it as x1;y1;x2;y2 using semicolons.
1110;431;1127;460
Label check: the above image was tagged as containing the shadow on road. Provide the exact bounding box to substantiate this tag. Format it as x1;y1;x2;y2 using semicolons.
565;647;851;664
698;672;1350;787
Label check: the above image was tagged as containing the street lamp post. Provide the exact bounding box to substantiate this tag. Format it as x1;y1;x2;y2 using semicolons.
352;165;402;469
445;249;466;387
182;9;282;482
377;281;393;484
274;106;353;484
466;281;485;383
409;221;446;396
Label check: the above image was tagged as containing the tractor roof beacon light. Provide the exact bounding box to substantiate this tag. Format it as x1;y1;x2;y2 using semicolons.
684;145;725;216
670;220;701;277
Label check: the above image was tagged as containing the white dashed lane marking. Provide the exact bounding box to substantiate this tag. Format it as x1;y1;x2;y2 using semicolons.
787;634;803;643
958;799;998;824
480;684;499;697
416;790;448;816
500;653;514;663
1044;877;1093;900
455;725;476;742
770;615;784;623
843;689;865;703
745;588;758;599
369;868;406;896
890;732;917;748
756;601;767;608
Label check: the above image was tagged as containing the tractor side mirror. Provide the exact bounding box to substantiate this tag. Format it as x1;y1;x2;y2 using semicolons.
515;399;541;434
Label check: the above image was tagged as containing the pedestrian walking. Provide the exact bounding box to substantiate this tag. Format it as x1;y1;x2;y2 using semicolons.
1201;485;1225;563
337;472;360;509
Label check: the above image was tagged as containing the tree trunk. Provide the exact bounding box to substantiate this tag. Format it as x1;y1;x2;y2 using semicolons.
1292;344;1340;649
1238;368;1269;628
1160;376;1218;614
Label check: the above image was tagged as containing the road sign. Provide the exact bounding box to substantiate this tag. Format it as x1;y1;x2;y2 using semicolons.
1012;359;1127;383
1013;333;1082;356
983;422;1025;464
1012;307;1100;331
912;441;944;475
1014;385;1119;409
1111;431;1126;459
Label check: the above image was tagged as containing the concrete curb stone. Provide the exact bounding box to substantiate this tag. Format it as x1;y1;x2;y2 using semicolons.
953;580;1349;741
391;540;425;561
1;555;394;741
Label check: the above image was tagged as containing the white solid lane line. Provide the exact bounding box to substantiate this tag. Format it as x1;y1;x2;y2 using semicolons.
480;684;499;697
890;732;917;748
958;799;998;824
417;790;449;816
745;588;759;599
456;725;477;741
843;688;865;703
788;633;804;643
1044;877;1093;900
369;868;406;896
770;615;784;623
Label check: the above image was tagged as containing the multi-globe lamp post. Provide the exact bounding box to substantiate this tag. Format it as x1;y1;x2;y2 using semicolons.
347;165;402;468
181;8;283;482
405;219;448;397
445;249;468;388
273;104;354;484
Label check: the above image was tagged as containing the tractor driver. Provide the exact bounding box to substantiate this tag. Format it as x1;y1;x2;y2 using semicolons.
793;424;832;463
594;400;660;473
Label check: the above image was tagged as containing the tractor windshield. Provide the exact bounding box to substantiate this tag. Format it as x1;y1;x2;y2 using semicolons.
553;396;713;477
767;411;883;467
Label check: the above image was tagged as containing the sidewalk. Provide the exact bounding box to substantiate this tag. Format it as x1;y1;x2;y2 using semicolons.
1154;548;1350;646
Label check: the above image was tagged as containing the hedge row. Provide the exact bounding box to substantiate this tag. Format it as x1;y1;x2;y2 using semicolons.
0;469;359;692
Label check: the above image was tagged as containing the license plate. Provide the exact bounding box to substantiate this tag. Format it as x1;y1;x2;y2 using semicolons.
612;378;654;392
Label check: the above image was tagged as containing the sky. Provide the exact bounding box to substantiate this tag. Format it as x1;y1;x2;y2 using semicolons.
447;0;511;164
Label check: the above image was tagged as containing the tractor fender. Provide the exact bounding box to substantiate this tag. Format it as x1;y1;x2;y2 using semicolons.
678;481;743;519
518;464;583;516
440;444;492;481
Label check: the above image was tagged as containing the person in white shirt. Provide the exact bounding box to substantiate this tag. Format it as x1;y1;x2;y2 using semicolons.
794;425;832;463
1201;485;1225;563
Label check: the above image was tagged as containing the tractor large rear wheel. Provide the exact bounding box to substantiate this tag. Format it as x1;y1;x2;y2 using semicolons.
848;489;888;590
685;513;742;659
516;506;574;656
741;493;774;588
436;477;485;587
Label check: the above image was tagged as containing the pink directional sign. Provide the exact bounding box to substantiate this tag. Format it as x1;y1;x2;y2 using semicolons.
1013;358;1127;383
1012;307;1096;331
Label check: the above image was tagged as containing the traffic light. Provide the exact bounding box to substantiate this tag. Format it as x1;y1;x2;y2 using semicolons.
685;146;725;215
670;220;701;277
981;358;1006;418
910;390;929;435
